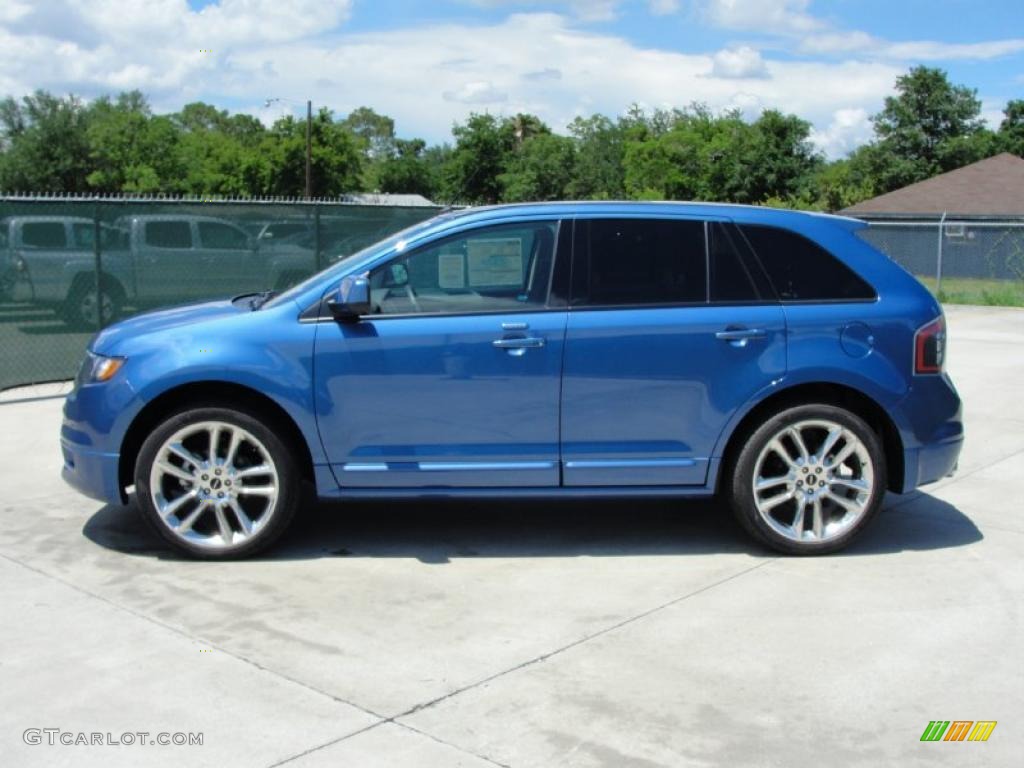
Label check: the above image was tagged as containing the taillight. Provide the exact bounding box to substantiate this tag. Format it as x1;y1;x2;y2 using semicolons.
914;316;946;374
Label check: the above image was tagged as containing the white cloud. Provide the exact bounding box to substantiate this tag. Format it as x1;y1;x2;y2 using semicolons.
443;80;509;104
701;1;1024;63
466;1;619;22
701;0;822;34
648;0;680;15
809;108;873;158
708;46;769;79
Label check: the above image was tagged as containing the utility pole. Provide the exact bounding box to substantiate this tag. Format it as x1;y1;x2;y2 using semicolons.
305;99;312;199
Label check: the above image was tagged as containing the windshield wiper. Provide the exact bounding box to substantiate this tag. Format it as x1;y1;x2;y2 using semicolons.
248;290;278;310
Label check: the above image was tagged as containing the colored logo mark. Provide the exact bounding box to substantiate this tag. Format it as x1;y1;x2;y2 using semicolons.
920;721;996;742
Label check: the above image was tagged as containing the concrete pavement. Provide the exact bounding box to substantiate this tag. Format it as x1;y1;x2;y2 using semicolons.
0;304;1021;767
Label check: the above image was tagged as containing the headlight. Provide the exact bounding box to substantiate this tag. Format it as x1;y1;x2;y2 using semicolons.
78;352;126;385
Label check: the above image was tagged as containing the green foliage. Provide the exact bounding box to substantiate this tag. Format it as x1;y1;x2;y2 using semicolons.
500;133;576;201
0;66;1019;207
860;66;991;193
0;90;94;192
998;100;1024;156
441;113;515;204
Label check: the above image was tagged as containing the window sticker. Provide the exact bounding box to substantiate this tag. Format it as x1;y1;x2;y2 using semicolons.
467;238;523;287
437;252;465;289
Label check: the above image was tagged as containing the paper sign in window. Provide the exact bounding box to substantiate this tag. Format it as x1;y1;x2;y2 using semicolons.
467;238;523;287
437;252;465;289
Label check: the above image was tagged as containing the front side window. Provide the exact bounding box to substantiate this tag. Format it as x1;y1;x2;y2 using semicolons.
573;218;707;306
368;221;558;315
199;221;249;250
145;221;193;249
740;224;876;301
21;222;67;248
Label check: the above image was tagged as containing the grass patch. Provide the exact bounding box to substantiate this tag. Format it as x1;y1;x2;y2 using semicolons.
913;276;1024;307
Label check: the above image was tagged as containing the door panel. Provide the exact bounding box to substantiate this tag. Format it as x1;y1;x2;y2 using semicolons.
560;305;786;487
315;312;567;487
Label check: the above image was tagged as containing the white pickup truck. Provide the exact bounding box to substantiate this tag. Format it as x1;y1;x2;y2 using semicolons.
1;214;318;327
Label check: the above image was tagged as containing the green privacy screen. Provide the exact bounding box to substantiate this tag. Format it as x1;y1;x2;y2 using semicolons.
0;196;441;391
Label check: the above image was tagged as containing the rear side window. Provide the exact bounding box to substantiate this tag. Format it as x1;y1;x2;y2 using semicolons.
574;218;706;306
709;222;765;302
145;221;192;249
22;222;67;248
740;225;875;301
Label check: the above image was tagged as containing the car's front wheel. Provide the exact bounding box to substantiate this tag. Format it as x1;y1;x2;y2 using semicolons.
134;406;300;558
729;404;886;555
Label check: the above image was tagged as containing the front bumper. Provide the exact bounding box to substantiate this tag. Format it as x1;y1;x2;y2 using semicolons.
60;436;122;504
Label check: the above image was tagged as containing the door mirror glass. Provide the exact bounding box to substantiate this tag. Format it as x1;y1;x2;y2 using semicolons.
329;274;371;321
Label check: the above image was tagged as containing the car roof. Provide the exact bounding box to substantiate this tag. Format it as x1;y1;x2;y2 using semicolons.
438;201;865;231
2;215;94;224
113;214;247;226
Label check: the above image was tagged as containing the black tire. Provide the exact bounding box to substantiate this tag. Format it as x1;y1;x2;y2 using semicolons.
61;277;123;329
134;406;300;559
728;403;886;555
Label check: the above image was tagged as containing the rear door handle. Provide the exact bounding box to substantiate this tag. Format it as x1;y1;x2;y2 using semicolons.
715;328;767;341
493;337;545;349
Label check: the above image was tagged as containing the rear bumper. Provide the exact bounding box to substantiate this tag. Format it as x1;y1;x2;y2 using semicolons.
904;435;963;489
60;436;123;505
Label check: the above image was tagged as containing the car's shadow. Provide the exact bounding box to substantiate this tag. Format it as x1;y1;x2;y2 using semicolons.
83;491;983;562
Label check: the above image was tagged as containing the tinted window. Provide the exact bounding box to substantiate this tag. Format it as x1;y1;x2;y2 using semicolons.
199;221;249;250
575;218;706;306
22;222;67;248
709;222;762;302
368;221;558;315
740;225;875;301
145;221;192;249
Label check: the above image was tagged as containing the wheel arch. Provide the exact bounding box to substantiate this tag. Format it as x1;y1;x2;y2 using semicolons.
118;380;316;500
716;382;904;495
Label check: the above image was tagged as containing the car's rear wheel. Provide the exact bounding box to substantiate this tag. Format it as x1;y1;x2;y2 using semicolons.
729;404;886;555
134;407;299;559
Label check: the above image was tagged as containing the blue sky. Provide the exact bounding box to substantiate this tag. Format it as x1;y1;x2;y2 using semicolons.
3;1;1022;157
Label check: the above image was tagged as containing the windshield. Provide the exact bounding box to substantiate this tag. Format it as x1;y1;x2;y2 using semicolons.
262;212;459;309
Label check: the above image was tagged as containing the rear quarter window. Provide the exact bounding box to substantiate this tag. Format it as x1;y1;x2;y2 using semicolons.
145;221;193;249
740;224;875;302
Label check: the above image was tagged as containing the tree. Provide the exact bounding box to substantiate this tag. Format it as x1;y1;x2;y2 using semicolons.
86;91;185;193
567;115;626;199
865;66;990;192
441;113;516;204
0;90;93;191
998;100;1024;157
377;138;437;197
257;109;363;197
500;133;576;201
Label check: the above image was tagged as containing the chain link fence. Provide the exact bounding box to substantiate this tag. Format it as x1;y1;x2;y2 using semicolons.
857;218;1024;297
0;196;442;391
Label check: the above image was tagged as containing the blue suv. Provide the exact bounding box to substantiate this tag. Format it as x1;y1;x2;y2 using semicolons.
61;203;963;558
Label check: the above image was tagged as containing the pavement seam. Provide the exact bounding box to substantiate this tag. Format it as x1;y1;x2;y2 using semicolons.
266;558;774;767
395;558;776;721
0;550;390;729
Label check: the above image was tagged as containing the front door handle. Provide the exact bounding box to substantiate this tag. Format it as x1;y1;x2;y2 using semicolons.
493;337;545;349
715;328;766;341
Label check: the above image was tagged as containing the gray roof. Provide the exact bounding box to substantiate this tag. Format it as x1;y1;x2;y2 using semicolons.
842;153;1024;217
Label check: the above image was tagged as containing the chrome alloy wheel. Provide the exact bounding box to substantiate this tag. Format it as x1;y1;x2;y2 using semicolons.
148;420;280;551
752;419;875;543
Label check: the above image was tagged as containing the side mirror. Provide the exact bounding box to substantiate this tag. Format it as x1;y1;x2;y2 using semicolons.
328;274;371;322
